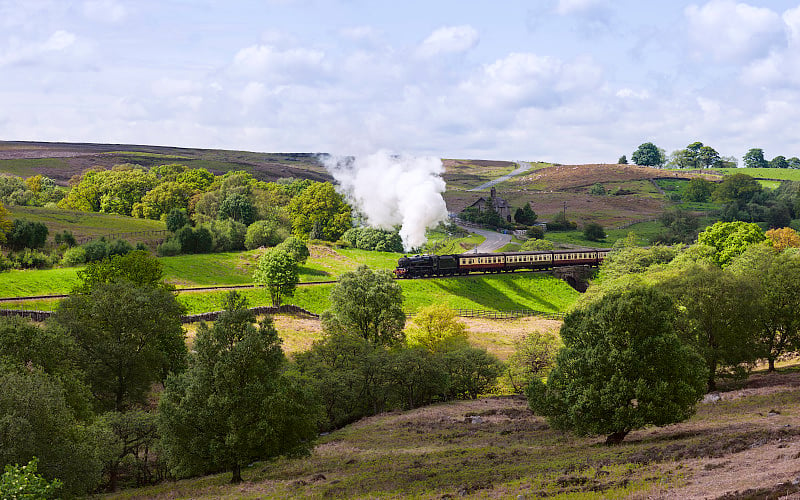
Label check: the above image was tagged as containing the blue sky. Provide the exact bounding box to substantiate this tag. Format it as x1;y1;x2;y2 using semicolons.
2;0;800;164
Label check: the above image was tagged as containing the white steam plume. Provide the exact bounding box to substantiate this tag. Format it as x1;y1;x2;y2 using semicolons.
323;151;449;251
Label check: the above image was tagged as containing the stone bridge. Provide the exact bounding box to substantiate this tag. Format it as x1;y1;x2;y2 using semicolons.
552;265;597;292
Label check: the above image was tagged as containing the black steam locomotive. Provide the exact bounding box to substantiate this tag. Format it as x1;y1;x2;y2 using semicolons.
393;249;611;278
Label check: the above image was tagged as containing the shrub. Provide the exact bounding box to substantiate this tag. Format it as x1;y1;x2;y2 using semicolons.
82;239;110;262
546;212;577;231
10;249;55;269
0;458;62;499
54;230;76;247
157;237;182;256
244;219;285;249
202;219;247;252
583;222;605;241
61;246;87;266
442;347;503;399
165;208;189;232
6;219;48;251
275;236;309;264
506;331;562;393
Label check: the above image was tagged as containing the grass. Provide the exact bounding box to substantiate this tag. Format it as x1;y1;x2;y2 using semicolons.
7;206;166;243
103;367;800;499
176;273;579;315
0;158;71;176
715;167;800;181
545;220;664;248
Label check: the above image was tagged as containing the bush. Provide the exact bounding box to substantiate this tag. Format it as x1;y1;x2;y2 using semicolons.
165;208;189;232
0;458;62;499
82;239;110;262
156;237;182;256
61;246;87;267
175;225;213;254
10;249;55;269
6;219;48;251
202;219;247;252
275;236;309;264
341;227;403;252
108;238;134;256
244;219;285;249
53;230;76;247
442;347;503;399
526;226;545;239
520;238;555;251
546;212;577;231
583;222;605;241
506;331;562;393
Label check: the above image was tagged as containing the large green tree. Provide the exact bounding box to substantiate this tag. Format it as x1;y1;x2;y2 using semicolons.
712;173;762;204
287;182;352;241
158;292;320;483
660;260;760;390
253;248;299;307
322;265;406;345
528;286;707;444
631;142;665;167
697;220;766;267
729;245;800;371
743;148;768;169
54;281;187;410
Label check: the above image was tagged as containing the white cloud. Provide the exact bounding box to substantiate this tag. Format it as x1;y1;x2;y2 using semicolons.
0;30;78;67
556;0;608;16
82;0;127;23
616;88;650;100
416;25;479;59
230;44;326;83
685;0;784;63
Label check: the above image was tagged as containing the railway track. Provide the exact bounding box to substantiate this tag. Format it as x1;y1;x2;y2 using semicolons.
0;269;554;303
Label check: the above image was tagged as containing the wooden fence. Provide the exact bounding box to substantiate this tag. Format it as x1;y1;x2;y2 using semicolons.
0;304;319;324
0;306;561;323
75;229;171;245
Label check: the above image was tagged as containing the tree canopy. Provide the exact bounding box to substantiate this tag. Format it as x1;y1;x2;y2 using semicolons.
158;292;320;483
322;265;406;346
631;142;665;167
527;286;707;444
253;248;300;307
697;220;766;267
743;148;768;169
287;182;352;241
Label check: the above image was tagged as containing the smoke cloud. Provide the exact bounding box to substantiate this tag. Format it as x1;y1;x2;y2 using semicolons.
323;151;449;251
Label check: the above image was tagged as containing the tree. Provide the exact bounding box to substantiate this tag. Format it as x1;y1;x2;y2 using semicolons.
165;208;189;232
698;146;721;168
697;220;766;267
713;174;762;204
244;219;284;249
743;148;768;169
527;286;707;444
5;219;48;251
74;250;167;293
682;177;712;202
514;202;538;225
766;227;800;251
728;245;800;371
175;225;213;254
583;222;605;241
218;193;256;226
618;155;628;164
653;207;700;244
0;369;103;496
0;458;63;499
660;260;760;390
789;157;800;169
520;238;554;251
631;142;665;167
0;202;11;244
322;265;406;346
253;248;299;307
275;236;309;264
770;155;789;169
132;181;193;220
158;292;320;483
54;281;187;411
287;182;352;241
506;331;562;393
60;167;158;215
405;303;469;352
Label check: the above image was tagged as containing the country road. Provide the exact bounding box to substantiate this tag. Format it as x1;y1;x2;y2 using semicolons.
457;223;512;253
468;160;534;192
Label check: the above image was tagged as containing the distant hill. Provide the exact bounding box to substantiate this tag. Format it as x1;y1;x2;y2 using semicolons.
0;141;333;185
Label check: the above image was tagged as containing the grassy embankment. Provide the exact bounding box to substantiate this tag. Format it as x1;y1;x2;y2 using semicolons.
103;366;800;499
1;244;578;316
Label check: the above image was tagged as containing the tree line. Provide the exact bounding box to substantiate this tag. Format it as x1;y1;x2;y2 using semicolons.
627;141;800;169
528;222;800;444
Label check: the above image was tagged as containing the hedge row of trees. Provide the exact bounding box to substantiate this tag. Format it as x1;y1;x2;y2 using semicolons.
628;141;800;169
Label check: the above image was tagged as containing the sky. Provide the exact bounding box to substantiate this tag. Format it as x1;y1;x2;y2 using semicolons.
2;0;800;164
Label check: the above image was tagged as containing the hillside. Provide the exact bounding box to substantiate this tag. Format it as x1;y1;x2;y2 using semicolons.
104;367;800;499
0;141;332;184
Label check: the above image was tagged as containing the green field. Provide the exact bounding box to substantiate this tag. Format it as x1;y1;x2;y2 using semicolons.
7;206;166;243
0;158;71;177
715;167;800;181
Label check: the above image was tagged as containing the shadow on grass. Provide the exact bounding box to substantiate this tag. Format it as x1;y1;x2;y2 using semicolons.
432;276;530;311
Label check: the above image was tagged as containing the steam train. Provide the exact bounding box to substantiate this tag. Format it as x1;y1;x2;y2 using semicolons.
393;249;612;278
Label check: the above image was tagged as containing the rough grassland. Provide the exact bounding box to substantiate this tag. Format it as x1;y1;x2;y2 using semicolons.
7;206;166;243
103;368;800;500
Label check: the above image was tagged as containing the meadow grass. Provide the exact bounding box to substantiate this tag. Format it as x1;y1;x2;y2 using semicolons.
0;158;71;176
544;220;664;247
715;167;800;181
7;206;166;242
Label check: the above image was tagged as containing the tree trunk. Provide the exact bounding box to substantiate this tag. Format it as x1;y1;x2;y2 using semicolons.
768;357;776;372
605;430;629;445
230;463;242;484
